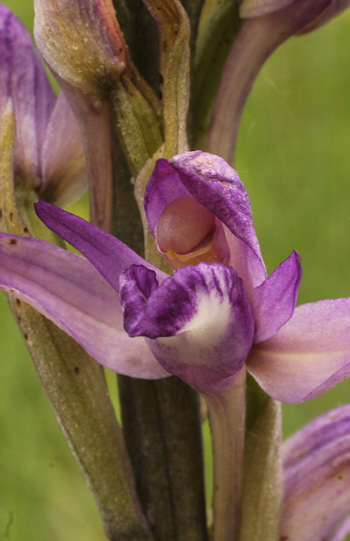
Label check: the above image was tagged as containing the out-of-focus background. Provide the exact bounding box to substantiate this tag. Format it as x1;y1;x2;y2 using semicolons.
1;1;350;539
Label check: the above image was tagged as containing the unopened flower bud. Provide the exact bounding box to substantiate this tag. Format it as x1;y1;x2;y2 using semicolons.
34;0;127;97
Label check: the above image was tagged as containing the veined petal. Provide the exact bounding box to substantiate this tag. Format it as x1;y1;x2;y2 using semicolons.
281;405;350;541
40;92;86;207
145;152;266;294
0;5;55;185
253;251;302;343
120;262;254;394
247;298;350;403
0;233;166;379
35;200;167;292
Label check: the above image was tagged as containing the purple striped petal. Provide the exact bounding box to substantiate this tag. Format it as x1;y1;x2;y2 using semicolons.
0;5;55;185
40;92;86;207
329;515;350;541
0;233;166;379
145;152;267;296
120;262;254;394
35;200;167;292
252;251;302;343
281;405;350;541
247;298;350;403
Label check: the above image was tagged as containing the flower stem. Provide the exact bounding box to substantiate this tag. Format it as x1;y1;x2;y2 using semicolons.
205;368;246;541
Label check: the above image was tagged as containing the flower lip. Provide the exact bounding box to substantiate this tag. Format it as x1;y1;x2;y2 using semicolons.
120;261;255;393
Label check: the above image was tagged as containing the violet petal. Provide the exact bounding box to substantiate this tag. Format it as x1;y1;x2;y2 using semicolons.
281;405;350;541
0;5;55;185
0;233;166;378
35;200;167;292
247;298;350;403
145;152;266;295
253;250;302;343
120;262;254;394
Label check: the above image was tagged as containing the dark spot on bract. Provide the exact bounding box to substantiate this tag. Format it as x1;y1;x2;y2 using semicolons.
74;366;80;375
9;212;13;221
8;238;17;245
16;299;21;306
0;208;3;219
23;227;28;233
24;333;28;340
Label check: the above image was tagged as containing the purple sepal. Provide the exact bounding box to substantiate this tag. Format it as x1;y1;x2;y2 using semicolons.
145;152;267;294
253;250;302;343
120;262;254;394
247;297;350;403
0;232;167;379
35;200;167;292
0;5;55;184
281;405;350;541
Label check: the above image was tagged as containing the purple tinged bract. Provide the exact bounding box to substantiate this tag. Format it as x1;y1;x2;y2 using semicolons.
0;151;350;401
0;5;86;207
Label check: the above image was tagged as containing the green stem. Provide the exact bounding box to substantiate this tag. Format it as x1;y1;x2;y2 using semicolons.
119;377;208;541
205;368;246;541
239;375;283;541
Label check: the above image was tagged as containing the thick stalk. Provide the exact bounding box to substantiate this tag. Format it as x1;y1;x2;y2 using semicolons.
205;368;246;541
119;377;208;541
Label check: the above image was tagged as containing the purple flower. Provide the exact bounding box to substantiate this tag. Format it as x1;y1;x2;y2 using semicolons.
0;151;349;403
282;404;350;541
0;5;86;207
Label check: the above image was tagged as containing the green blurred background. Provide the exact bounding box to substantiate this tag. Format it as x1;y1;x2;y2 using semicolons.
1;1;350;539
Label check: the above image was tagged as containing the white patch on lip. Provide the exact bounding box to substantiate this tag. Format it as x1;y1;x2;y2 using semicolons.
157;272;233;367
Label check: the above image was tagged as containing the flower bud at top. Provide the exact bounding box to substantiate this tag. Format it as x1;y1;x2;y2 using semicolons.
34;0;127;97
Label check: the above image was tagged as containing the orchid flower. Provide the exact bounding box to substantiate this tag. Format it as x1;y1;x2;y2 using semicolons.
0;4;85;208
281;404;350;541
1;150;350;540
